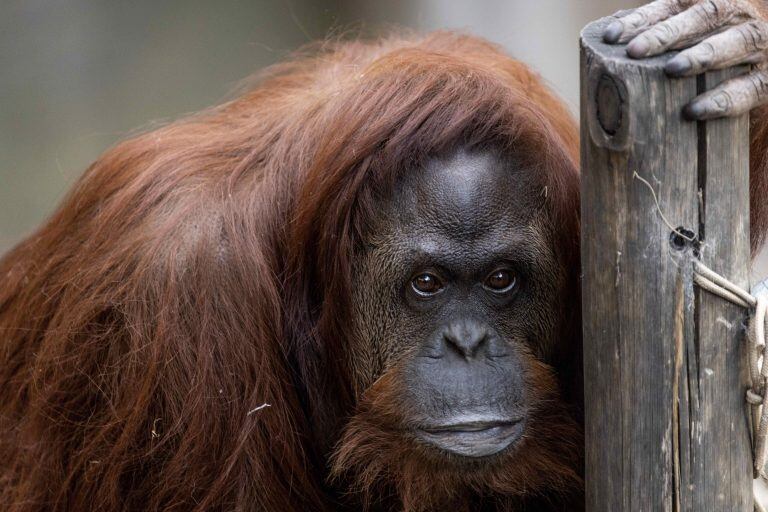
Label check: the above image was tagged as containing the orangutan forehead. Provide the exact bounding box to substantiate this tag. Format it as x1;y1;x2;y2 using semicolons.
385;147;545;241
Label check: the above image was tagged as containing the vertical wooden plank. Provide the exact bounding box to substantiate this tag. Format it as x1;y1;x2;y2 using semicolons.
680;67;752;511
580;16;752;512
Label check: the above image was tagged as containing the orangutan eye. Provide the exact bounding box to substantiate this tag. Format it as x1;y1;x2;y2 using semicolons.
411;273;444;296
484;269;517;292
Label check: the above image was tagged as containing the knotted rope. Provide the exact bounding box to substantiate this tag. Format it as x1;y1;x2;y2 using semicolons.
693;261;768;478
632;171;767;506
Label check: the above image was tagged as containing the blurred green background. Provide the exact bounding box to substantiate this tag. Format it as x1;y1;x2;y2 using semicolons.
2;0;766;277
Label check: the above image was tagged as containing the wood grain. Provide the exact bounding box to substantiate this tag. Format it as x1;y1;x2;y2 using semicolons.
580;16;752;511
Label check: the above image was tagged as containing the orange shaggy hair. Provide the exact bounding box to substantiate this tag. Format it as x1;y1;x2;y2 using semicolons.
2;29;767;512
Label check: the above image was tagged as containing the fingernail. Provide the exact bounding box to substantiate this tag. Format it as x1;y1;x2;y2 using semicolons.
626;38;650;58
683;101;704;120
683;98;722;121
685;93;730;120
603;21;624;43
665;56;691;76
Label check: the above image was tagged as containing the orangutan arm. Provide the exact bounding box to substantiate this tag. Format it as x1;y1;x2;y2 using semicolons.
751;104;768;254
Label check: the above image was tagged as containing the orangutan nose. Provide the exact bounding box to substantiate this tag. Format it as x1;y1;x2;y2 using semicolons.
442;319;490;359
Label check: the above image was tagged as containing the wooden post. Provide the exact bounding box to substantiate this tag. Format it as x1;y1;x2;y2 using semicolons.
580;16;752;511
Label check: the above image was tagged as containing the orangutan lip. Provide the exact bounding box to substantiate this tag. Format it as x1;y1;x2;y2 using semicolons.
415;416;525;458
420;420;517;433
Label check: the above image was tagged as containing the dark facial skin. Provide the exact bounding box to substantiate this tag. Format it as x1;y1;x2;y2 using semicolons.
349;147;565;460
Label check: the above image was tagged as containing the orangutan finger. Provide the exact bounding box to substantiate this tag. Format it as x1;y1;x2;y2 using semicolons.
603;0;686;44
665;21;768;76
625;0;733;58
684;68;768;119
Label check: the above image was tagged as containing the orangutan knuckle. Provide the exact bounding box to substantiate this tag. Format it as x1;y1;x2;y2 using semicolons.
673;0;695;12
700;0;723;20
711;90;735;113
748;72;768;99
692;41;717;67
690;1;723;31
626;11;649;30
738;21;767;51
654;21;682;44
659;22;681;43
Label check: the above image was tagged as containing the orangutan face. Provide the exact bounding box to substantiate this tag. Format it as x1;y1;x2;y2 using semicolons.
347;147;564;461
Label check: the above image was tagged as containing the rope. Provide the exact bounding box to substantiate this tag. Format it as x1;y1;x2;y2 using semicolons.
693;261;768;478
633;170;766;502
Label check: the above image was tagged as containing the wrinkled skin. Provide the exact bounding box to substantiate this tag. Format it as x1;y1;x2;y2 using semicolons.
604;0;768;119
348;149;563;459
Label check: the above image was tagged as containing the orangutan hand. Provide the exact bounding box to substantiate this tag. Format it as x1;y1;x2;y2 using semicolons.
603;0;768;119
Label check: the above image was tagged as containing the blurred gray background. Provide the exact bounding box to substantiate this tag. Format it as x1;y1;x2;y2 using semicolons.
2;0;766;279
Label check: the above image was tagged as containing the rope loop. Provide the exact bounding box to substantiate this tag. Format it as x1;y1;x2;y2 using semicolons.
693;261;768;477
747;389;764;405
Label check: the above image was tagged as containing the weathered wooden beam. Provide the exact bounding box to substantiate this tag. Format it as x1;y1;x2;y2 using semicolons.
580;16;752;512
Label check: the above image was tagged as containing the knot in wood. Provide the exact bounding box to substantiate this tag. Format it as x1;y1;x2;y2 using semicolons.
595;73;623;136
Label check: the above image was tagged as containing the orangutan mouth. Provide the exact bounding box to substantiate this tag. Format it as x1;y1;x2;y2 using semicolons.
415;415;525;458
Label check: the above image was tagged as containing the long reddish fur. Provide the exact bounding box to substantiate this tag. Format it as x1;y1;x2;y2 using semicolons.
0;30;766;511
